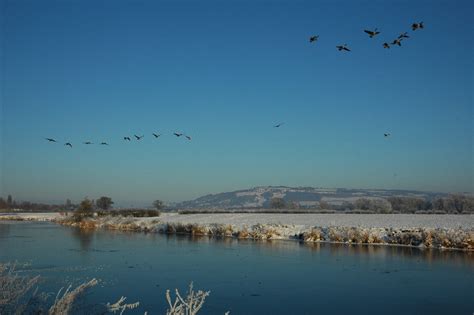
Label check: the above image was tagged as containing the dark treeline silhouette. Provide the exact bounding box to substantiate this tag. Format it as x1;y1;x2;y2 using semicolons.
0;195;75;212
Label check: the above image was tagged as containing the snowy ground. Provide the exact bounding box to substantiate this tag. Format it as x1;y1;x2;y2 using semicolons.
3;212;472;230
157;213;473;229
0;212;62;221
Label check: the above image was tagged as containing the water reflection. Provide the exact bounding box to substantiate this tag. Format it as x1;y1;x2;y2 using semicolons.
0;223;11;241
69;227;94;252
304;241;474;266
65;224;473;265
165;233;474;266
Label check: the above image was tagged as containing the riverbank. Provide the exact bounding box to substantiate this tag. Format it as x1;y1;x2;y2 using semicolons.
2;212;473;250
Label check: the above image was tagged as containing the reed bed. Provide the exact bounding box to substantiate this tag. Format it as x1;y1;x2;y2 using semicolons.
56;215;474;250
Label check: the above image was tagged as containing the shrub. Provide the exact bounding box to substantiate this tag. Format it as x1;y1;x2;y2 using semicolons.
73;198;94;222
303;228;322;242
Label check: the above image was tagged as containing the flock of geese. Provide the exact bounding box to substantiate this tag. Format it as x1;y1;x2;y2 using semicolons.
45;125;391;148
45;132;191;148
45;22;425;148
310;21;424;51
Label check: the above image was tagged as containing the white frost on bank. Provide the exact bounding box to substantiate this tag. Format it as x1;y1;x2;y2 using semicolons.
0;213;62;221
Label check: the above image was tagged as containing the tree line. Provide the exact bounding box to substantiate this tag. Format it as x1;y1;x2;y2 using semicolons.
0;195;67;212
269;194;474;213
0;195;165;213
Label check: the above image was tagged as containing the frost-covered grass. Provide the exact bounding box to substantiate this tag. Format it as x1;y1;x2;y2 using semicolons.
165;282;215;315
0;263;40;313
52;214;474;250
1;263;219;314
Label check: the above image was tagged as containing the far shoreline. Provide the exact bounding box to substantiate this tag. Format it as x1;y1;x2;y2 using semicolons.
1;212;473;251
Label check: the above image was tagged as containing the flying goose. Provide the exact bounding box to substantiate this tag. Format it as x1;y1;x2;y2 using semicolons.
123;137;131;141
173;132;183;137
391;38;403;46
411;22;424;31
364;28;380;38
398;32;409;39
384;133;391;137
336;44;351;52
152;133;161;138
65;142;72;148
134;135;144;140
274;122;284;128
185;135;192;141
45;138;57;142
100;142;109;145
83;141;93;145
383;42;390;49
309;35;319;43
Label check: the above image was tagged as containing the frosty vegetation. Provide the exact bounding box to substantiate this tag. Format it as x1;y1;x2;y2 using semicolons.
55;214;474;251
0;263;222;314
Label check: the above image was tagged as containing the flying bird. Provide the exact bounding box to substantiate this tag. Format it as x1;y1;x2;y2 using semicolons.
384;133;391;137
274;122;284;128
173;133;183;137
383;42;390;49
152;133;161;138
100;142;109;145
336;44;351;52
83;141;93;145
65;142;72;148
123;137;131;141
398;32;409;39
134;135;144;140
45;138;57;142
364;28;380;38
391;38;403;46
185;135;192;141
309;35;319;43
411;22;424;31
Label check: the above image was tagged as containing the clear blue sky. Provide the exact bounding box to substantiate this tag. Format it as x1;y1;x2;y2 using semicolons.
1;0;472;205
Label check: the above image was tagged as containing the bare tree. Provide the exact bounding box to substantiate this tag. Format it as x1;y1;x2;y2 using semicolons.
96;196;114;211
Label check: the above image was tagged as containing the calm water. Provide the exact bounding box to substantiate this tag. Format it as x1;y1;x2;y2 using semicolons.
0;221;473;315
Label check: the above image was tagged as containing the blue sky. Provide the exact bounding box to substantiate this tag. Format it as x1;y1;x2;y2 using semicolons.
1;0;472;205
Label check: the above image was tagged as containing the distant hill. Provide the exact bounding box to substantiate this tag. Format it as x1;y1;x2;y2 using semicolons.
173;186;445;209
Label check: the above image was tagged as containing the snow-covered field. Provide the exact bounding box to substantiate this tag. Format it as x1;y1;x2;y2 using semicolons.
2;212;472;230
0;212;62;221
157;213;474;230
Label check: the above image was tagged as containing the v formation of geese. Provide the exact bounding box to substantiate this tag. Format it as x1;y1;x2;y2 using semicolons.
309;21;424;51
